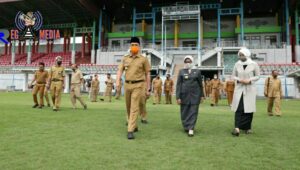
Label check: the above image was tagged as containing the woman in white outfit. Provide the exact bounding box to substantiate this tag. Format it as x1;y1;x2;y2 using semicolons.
231;48;260;136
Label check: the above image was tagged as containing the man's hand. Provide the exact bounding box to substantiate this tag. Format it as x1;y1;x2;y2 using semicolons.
116;81;120;90
176;99;181;105
46;83;50;90
146;91;150;97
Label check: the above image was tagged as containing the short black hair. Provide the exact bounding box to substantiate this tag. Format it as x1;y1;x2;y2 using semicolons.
39;62;45;66
107;73;111;76
130;37;140;44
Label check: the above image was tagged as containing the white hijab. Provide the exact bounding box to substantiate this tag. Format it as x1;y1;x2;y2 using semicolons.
237;47;255;65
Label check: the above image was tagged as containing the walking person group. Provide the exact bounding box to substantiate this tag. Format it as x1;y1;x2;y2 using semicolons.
29;38;283;140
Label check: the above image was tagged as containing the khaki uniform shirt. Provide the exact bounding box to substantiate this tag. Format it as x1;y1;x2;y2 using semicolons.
71;69;83;84
152;78;162;89
264;76;282;97
35;70;48;84
118;54;151;81
211;79;222;89
91;79;99;90
106;78;114;88
50;66;65;81
206;81;211;89
164;79;173;91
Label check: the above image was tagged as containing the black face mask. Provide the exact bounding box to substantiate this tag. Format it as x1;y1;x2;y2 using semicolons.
57;61;62;65
273;75;278;78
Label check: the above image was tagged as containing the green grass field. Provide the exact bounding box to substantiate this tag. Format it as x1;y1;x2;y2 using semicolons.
0;92;299;170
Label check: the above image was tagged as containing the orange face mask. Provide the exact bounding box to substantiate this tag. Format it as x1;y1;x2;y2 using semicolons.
130;46;139;55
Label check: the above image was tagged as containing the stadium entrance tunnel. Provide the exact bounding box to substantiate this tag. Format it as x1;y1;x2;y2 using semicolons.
201;70;219;80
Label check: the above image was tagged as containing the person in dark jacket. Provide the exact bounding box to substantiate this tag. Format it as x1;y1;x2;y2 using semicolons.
176;55;204;137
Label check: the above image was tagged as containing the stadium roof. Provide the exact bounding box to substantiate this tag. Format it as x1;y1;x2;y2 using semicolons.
0;0;298;28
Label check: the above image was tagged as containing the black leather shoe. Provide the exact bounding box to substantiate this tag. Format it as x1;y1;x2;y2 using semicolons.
141;120;148;124
32;104;38;108
127;132;134;139
210;104;214;107
134;127;138;132
231;129;239;136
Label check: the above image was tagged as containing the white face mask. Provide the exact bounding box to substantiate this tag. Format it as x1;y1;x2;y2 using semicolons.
184;63;193;69
214;76;217;79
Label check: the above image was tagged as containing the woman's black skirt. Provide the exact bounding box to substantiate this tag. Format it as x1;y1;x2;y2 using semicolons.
180;104;199;130
235;95;253;130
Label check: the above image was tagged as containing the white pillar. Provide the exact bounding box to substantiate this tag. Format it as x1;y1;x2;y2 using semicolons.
295;45;300;63
91;49;95;64
217;51;221;67
286;45;292;63
23;73;28;92
71;50;75;64
11;52;15;65
11;40;16;65
27;52;32;64
96;49;102;65
64;74;70;93
27;40;32;64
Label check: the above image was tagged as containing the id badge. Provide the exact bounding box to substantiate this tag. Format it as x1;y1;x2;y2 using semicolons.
184;74;189;79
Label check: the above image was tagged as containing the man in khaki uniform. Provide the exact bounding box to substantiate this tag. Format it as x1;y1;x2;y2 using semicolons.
264;70;283;116
105;73;114;102
164;74;174;104
210;74;222;106
91;74;100;102
30;62;48;108
116;37;151;140
70;64;87;109
139;82;149;123
152;75;162;104
205;78;211;98
46;56;65;111
224;76;235;106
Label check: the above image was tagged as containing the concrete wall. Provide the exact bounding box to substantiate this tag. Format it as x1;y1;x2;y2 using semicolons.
250;47;292;64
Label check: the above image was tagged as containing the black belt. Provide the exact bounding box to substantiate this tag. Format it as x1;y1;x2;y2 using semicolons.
125;80;144;84
51;79;62;82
